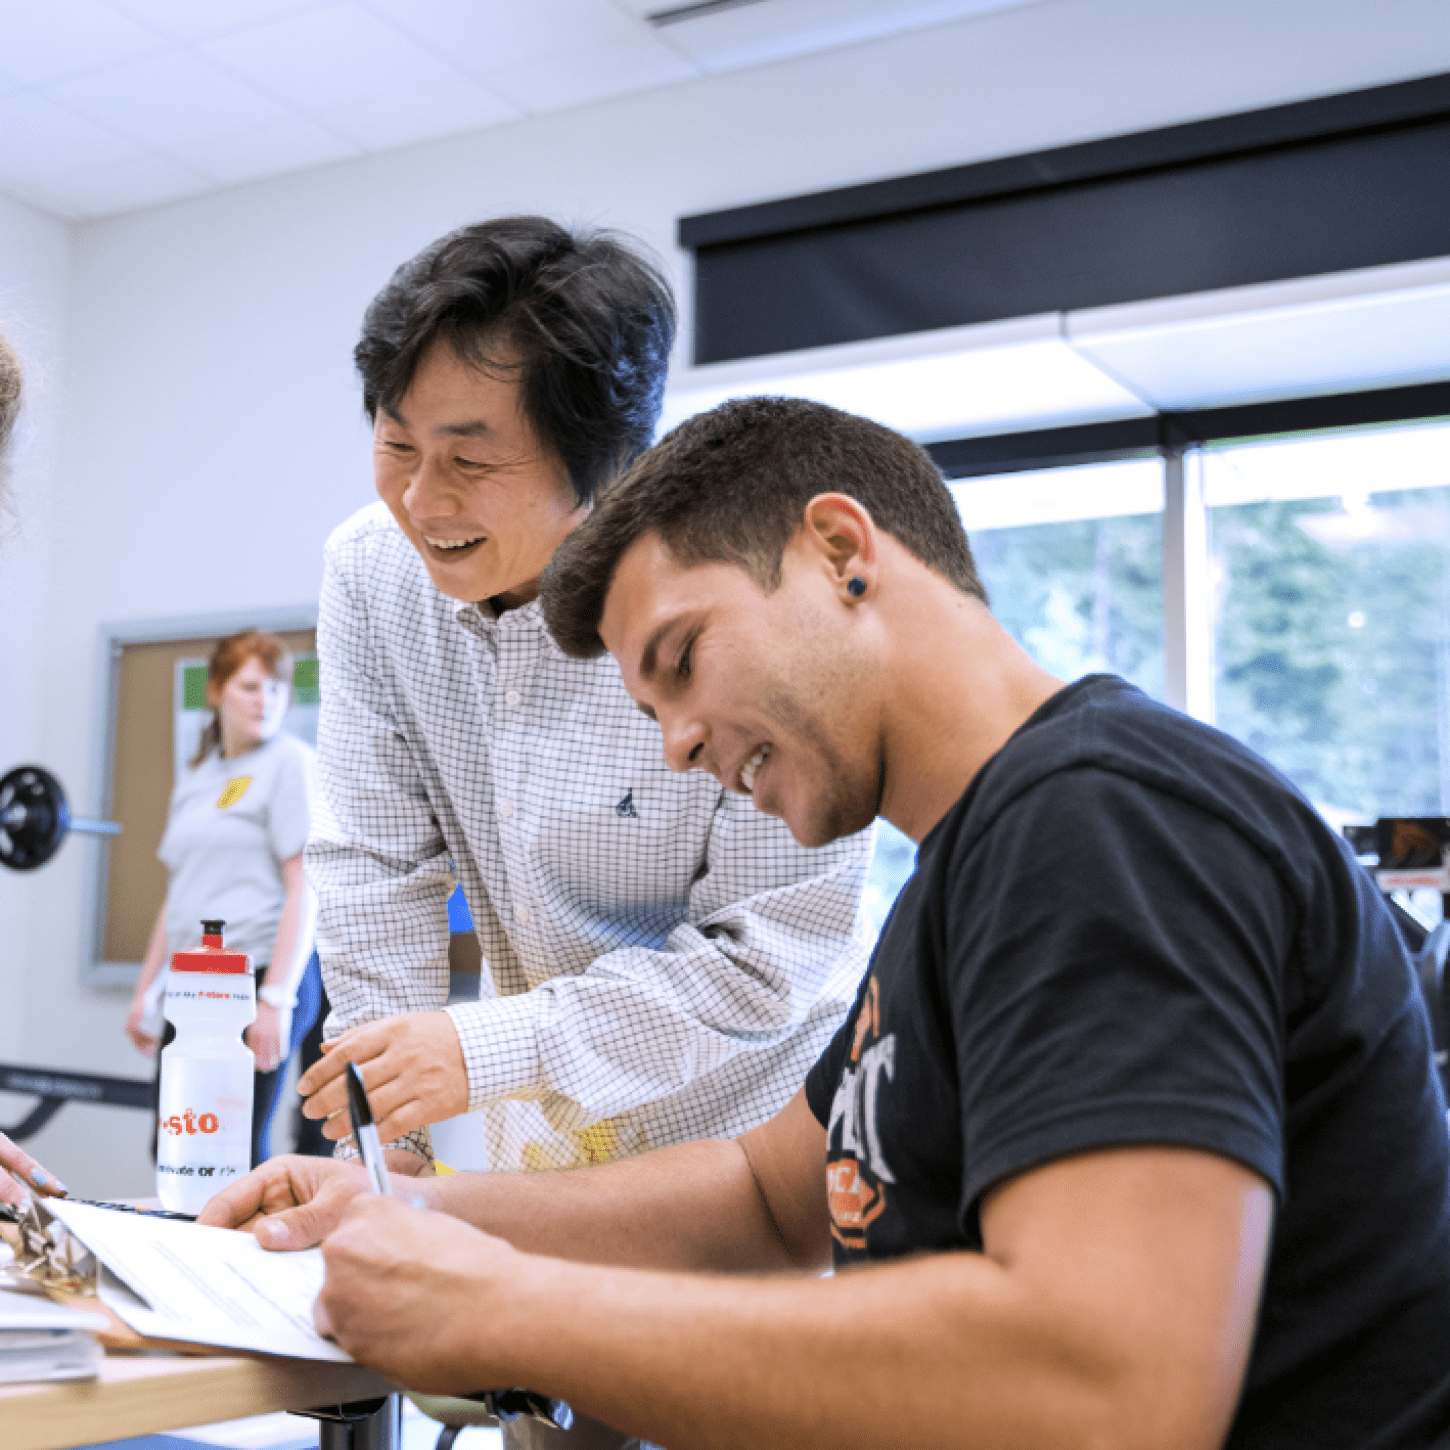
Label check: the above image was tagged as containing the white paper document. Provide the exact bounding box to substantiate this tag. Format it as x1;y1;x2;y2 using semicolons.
47;1201;350;1362
0;1286;106;1384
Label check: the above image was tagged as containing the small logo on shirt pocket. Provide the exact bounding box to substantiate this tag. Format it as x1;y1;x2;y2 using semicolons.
217;776;252;809
615;789;637;819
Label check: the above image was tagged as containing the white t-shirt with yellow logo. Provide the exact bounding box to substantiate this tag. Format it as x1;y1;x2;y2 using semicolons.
158;732;316;964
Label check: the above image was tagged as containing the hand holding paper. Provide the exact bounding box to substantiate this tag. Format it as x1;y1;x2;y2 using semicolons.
316;1193;537;1394
197;1154;431;1248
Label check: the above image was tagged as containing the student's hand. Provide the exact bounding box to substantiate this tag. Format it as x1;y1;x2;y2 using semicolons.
315;1194;540;1394
298;1013;469;1146
0;1132;68;1205
197;1153;437;1246
246;1003;285;1073
125;1002;159;1057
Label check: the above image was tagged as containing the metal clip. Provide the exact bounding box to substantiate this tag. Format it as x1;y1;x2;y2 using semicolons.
0;1198;97;1295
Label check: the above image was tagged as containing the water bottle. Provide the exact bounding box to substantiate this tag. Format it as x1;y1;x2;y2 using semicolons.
156;919;255;1214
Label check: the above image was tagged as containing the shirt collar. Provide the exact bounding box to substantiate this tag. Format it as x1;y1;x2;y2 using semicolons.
452;593;567;658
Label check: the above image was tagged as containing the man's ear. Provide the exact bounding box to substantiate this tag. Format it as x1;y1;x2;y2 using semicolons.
800;493;878;600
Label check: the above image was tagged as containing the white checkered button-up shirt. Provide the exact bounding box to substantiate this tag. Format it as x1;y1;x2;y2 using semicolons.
309;503;873;1172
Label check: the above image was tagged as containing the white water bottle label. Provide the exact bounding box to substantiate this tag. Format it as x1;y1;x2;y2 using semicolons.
158;964;255;1215
156;1059;253;1214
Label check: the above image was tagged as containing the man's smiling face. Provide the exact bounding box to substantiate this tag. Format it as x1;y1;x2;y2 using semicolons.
599;529;883;849
373;341;587;608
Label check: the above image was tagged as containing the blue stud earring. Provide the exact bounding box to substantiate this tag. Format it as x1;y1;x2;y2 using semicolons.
847;577;867;597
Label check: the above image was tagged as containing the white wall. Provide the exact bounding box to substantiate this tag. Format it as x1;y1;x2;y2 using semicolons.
0;193;93;1175
5;0;1450;1195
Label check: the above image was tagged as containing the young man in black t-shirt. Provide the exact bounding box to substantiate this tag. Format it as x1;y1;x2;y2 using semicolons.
203;398;1450;1450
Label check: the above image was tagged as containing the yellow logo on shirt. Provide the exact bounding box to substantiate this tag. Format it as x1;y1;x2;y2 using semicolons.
576;1119;622;1164
216;776;253;809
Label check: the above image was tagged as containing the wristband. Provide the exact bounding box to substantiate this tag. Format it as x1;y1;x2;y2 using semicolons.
258;984;292;1009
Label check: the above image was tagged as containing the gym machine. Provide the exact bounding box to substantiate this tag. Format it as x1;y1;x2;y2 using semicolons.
1345;817;1450;1099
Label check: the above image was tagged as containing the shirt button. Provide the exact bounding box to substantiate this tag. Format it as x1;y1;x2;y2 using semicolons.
514;903;531;925
504;689;522;706
498;800;514;820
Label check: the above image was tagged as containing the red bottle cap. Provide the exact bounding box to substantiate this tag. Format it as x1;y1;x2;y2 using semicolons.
171;920;251;975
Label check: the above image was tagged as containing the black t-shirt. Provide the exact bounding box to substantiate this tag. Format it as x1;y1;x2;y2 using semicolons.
806;675;1450;1450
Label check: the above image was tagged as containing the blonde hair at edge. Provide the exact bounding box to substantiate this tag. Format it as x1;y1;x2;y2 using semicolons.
0;332;21;528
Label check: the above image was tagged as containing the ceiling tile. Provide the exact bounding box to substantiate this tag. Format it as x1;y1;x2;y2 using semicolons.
0;93;147;186
110;0;333;44
177;117;361;187
485;32;696;114
323;77;518;150
0;0;167;88
25;155;212;220
199;4;462;111
48;52;296;151
365;0;645;76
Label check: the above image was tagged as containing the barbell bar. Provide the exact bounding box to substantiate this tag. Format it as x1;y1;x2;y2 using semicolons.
0;765;121;872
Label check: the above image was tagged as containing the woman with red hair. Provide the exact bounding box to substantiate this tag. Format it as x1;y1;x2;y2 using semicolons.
125;630;319;1165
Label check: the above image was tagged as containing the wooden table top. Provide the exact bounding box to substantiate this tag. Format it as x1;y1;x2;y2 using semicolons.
0;1347;393;1450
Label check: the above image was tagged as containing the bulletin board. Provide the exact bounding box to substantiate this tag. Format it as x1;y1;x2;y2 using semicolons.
91;615;317;982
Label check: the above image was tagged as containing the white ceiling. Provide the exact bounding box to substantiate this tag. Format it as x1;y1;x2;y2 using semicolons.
0;0;1043;222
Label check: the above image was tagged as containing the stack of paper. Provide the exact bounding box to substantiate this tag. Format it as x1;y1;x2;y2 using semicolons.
0;1286;106;1384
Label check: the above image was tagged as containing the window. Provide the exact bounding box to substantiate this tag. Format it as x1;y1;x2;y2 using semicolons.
954;458;1165;697
1206;420;1450;821
855;418;1450;935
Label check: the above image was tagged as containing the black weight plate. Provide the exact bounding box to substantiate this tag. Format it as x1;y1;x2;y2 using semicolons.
0;764;70;871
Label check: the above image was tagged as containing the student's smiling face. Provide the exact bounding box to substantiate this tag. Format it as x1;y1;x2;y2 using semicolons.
373;342;589;608
598;529;883;849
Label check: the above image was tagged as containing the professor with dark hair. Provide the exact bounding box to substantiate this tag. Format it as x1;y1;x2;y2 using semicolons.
289;223;873;1447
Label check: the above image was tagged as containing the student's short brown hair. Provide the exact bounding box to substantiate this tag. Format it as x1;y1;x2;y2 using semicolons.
541;396;986;659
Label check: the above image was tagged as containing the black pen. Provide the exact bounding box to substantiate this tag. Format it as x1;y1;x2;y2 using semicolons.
345;1061;391;1197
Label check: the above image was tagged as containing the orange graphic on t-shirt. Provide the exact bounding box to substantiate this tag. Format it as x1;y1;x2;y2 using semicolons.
216;776;252;809
849;976;880;1065
827;1157;886;1249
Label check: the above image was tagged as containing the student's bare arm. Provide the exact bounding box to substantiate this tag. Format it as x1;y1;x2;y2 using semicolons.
318;1144;1272;1450
432;1085;830;1272
201;1088;830;1275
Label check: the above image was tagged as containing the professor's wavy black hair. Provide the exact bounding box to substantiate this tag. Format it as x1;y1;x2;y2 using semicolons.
354;217;676;506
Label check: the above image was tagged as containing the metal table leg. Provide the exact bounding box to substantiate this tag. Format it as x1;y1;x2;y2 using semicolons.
291;1391;401;1450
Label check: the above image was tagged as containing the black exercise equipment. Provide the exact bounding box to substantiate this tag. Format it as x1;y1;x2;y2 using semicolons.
1347;817;1450;1101
0;1064;153;1142
0;764;121;871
